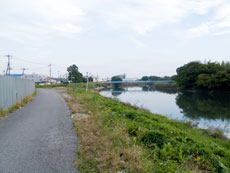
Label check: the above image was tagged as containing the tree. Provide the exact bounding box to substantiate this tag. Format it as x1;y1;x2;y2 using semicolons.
171;75;177;81
149;76;160;81
141;75;174;81
176;61;230;90
142;76;149;81
67;64;84;83
111;76;122;88
176;61;204;88
88;76;93;82
196;74;213;89
111;76;122;81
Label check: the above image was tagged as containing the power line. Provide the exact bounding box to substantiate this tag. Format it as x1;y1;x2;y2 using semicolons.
2;55;68;76
8;65;48;71
13;57;67;73
14;57;67;69
13;57;47;66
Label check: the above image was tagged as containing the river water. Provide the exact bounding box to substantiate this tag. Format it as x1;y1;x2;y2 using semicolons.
100;87;230;137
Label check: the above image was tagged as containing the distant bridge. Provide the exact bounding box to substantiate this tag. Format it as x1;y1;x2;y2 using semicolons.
104;80;173;84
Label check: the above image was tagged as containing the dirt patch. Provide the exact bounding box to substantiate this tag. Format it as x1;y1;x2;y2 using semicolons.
71;113;88;119
55;88;73;100
55;88;87;116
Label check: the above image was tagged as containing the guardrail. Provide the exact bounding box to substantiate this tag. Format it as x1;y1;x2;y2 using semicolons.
0;75;35;111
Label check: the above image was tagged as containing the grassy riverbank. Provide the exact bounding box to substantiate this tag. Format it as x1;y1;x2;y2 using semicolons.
66;84;230;173
0;90;37;120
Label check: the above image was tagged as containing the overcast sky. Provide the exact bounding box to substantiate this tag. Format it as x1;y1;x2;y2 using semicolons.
0;0;230;78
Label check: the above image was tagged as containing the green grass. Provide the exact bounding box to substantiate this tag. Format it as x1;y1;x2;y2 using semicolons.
67;84;230;172
36;84;68;88
36;83;108;89
0;90;38;120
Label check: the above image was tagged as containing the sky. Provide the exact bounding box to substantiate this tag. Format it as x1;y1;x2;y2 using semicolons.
0;0;230;78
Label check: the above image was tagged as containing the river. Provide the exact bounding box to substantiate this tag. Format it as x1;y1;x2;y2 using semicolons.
100;87;230;138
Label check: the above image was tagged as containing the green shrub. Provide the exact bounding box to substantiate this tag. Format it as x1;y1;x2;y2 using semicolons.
142;130;169;148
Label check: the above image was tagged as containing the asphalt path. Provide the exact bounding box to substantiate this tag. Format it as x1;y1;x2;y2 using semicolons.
0;89;78;173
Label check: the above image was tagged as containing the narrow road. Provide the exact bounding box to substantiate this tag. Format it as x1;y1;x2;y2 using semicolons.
0;89;78;173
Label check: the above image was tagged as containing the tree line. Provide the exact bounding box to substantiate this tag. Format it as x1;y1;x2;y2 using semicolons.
176;61;230;90
141;75;175;81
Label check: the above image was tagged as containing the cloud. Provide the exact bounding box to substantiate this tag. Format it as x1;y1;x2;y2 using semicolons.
106;0;185;35
50;24;83;34
1;0;230;42
215;3;230;20
0;0;85;42
31;0;84;22
187;2;230;37
185;0;223;15
104;0;223;35
187;22;212;37
130;37;147;47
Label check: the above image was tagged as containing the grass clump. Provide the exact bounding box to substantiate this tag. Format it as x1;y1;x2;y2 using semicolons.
201;128;228;141
36;84;68;88
66;84;230;173
0;90;37;120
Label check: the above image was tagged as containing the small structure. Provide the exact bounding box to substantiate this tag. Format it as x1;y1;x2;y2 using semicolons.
92;76;109;82
7;74;49;84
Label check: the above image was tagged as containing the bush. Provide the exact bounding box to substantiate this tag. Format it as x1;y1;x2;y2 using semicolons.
142;130;168;148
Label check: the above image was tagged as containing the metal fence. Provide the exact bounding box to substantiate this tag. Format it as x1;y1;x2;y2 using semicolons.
0;75;35;111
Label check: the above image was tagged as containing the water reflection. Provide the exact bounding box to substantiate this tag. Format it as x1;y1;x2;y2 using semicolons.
176;91;230;120
142;86;151;91
142;86;177;94
111;90;123;97
101;87;230;136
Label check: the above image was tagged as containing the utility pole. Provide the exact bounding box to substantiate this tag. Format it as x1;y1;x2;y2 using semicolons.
58;71;60;83
5;55;12;75
21;68;27;75
48;64;52;87
86;72;89;92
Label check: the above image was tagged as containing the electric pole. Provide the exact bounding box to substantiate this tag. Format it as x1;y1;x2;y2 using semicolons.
48;64;52;87
58;71;60;82
86;72;89;92
5;55;12;75
21;68;27;75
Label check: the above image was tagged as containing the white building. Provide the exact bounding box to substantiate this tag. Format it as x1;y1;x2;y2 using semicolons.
21;74;49;84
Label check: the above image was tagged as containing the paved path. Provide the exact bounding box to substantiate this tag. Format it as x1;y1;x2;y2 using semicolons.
0;89;78;173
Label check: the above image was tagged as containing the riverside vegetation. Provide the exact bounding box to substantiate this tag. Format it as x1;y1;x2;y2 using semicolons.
140;61;230;91
176;61;230;90
65;84;230;173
